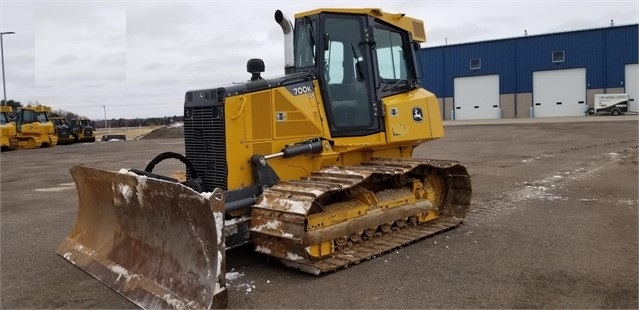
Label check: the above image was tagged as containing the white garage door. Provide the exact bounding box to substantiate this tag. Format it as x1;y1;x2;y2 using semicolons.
453;75;500;120
533;68;586;117
625;64;639;112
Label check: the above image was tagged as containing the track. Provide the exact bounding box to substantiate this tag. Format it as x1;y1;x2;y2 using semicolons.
250;158;472;274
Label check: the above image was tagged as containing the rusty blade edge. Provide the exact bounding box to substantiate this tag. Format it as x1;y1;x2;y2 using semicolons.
56;238;207;309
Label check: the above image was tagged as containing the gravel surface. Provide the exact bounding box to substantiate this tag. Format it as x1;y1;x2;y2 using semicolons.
1;117;637;309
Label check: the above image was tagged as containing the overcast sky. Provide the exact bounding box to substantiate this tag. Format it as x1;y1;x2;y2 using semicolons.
1;0;637;120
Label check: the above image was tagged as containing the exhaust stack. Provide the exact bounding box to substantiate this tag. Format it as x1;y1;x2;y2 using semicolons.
274;10;294;74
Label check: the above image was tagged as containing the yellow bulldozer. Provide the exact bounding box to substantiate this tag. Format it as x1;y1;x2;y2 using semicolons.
49;113;75;145
58;8;472;309
70;116;96;142
0;105;18;151
13;105;57;149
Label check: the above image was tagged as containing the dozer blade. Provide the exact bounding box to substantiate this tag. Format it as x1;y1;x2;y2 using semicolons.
57;165;227;309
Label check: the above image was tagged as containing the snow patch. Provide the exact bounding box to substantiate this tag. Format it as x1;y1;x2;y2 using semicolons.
521;154;554;163
214;251;225;295
35;186;74;192
309;189;325;196
286;252;304;261
213;212;224;245
72;243;97;256
255;245;272;255
213;211;224;294
35;182;75;192
109;264;138;282
118;184;133;203
618;198;637;205
117;169;138;176
162;294;187;309
200;192;214;200
225;271;244;281
322;166;362;175
233;282;257;295
225;216;250;226
486;152;635;219
252;219;282;232
136;178;147;206
284;199;310;214
281;232;295;238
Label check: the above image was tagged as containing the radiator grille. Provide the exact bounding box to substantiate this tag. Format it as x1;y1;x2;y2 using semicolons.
184;105;227;191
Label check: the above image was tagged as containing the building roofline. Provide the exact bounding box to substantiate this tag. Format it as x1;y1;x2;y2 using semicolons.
425;23;638;49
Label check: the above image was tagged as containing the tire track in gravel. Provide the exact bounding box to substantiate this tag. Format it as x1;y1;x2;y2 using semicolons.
465;146;638;223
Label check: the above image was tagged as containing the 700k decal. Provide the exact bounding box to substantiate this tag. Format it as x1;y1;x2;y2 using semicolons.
285;81;314;96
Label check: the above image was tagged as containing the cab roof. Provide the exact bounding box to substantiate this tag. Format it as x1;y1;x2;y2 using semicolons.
293;8;426;42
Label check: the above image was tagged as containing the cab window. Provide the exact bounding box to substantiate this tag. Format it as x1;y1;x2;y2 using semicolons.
374;24;415;95
21;110;37;123
294;18;317;68
376;29;408;80
36;112;48;123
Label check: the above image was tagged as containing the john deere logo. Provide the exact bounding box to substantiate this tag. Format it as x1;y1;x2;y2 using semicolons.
412;107;423;122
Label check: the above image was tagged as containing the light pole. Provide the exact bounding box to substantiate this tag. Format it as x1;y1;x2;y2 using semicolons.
102;105;107;131
1;31;16;106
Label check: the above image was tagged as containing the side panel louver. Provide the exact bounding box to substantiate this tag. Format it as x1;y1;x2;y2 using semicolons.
184;105;227;191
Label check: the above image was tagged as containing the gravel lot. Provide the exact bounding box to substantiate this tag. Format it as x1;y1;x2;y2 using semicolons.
1;116;637;308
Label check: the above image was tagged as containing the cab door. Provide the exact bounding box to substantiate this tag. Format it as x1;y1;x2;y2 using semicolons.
318;14;382;137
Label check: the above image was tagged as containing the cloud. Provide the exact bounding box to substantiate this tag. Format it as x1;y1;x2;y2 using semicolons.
126;3;193;42
143;62;165;71
96;52;126;66
53;54;80;65
34;5;126;85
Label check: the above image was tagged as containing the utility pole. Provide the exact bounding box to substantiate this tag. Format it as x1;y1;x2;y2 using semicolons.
102;105;107;131
1;31;16;106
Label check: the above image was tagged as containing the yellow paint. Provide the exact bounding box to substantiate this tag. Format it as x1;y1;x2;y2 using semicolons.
419;210;439;223
225;82;328;189
306;180;436;257
307;199;371;230
391;123;408;136
307;241;333;258
383;88;444;144
223;82;444;190
0;106;16;149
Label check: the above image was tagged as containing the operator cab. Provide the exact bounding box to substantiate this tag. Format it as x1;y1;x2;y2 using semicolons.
293;9;424;137
0;111;8;125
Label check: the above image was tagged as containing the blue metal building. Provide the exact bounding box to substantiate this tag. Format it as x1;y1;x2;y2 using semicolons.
420;24;638;120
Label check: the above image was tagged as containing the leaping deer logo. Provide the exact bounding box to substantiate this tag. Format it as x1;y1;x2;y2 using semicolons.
412;107;423;122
